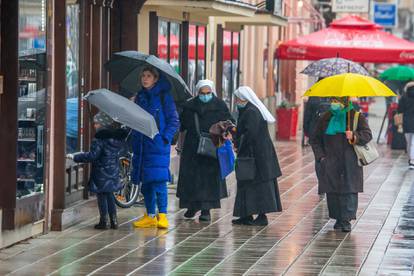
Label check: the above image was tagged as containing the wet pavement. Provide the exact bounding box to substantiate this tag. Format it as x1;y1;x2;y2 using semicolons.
1;137;413;275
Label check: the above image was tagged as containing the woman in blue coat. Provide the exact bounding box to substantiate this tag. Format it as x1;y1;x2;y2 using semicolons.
131;66;179;229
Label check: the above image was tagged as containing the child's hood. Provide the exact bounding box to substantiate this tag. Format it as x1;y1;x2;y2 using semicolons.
94;128;127;148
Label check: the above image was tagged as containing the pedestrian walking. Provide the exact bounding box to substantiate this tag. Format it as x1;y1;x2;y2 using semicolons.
176;80;234;221
310;97;373;232
303;96;331;138
232;86;282;226
130;66;179;229
398;81;414;170
67;112;127;230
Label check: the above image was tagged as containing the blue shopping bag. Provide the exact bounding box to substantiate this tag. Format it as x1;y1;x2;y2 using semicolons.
217;140;235;180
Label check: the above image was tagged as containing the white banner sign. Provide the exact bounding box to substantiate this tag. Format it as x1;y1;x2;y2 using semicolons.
332;0;370;13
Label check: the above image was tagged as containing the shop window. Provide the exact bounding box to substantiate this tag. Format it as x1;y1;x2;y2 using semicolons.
188;24;207;93
222;31;239;110
66;3;80;154
158;19;181;74
17;0;47;199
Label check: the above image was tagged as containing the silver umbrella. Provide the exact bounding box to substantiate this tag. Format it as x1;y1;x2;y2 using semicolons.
84;88;159;139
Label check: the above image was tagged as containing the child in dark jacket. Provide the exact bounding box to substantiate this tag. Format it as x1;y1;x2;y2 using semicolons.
67;112;127;229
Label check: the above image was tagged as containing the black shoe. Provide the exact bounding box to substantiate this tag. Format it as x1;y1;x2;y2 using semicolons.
184;209;198;219
94;217;108;230
253;214;268;226
333;220;343;230
341;221;352;232
199;210;211;222
232;216;254;225
109;214;118;229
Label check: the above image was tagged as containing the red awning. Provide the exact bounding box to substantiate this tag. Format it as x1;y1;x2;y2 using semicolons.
276;15;414;63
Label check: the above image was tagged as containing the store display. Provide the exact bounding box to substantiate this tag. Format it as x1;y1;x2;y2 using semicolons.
17;50;46;199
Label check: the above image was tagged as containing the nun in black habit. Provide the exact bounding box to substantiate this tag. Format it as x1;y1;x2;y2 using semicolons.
232;86;283;226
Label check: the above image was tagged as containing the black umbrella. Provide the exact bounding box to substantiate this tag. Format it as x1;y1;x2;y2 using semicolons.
105;51;192;103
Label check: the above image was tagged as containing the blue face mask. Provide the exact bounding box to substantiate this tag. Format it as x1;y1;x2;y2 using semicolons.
199;93;213;103
236;102;248;109
330;102;343;111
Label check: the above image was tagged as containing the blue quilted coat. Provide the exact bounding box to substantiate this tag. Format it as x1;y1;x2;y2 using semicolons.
73;128;127;193
131;77;179;184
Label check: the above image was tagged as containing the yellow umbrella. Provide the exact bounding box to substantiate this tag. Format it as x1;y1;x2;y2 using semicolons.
304;73;397;98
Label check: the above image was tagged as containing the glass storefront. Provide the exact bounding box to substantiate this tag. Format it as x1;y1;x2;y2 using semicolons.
66;2;80;153
188;24;207;93
158;19;181;73
222;31;239;110
16;0;47;199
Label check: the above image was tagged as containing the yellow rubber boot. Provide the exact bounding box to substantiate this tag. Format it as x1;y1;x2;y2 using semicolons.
157;213;169;229
133;214;158;228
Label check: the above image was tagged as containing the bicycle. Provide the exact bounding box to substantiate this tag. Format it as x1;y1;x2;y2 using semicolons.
113;129;142;208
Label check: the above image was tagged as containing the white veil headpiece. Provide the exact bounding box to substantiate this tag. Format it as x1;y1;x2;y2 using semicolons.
234;86;276;123
195;79;216;95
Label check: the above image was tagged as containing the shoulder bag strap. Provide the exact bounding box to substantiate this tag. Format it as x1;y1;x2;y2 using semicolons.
353;112;360;132
194;112;201;137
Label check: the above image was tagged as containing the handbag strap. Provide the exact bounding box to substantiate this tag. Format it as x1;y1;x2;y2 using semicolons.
353;112;360;132
238;135;253;157
194;112;201;137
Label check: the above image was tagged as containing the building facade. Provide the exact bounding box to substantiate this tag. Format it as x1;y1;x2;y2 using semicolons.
0;0;309;248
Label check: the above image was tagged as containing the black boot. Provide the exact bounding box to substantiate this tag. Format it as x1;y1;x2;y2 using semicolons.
333;220;343;230
199;210;211;222
232;215;254;225
253;214;268;226
341;221;352;232
184;209;198;219
109;214;118;229
94;216;108;230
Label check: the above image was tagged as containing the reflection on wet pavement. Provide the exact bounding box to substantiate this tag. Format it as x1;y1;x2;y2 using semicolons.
0;142;413;276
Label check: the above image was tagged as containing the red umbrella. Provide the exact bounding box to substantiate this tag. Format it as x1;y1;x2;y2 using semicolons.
276;15;414;63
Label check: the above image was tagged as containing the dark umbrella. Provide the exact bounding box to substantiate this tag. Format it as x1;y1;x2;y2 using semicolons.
105;51;191;103
301;57;369;78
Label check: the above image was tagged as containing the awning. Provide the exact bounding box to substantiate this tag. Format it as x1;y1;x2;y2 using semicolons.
217;10;287;30
144;0;257;17
276;15;414;64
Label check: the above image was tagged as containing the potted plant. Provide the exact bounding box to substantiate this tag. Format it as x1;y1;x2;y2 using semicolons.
276;100;299;140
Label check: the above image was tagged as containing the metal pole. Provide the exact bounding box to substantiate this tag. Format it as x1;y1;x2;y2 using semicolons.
377;108;388;144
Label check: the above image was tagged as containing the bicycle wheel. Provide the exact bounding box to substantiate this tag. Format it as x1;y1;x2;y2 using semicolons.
114;157;140;208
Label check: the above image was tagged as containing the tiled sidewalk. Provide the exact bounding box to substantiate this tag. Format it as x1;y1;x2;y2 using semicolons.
0;142;413;276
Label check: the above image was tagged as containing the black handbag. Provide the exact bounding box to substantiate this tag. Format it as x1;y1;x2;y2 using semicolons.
235;135;256;181
194;113;217;159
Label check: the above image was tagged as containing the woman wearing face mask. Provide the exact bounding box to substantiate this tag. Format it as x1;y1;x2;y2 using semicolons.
177;80;234;221
131;66;179;229
310;97;372;232
232;86;282;226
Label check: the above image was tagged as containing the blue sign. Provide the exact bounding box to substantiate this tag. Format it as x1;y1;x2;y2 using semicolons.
373;3;397;28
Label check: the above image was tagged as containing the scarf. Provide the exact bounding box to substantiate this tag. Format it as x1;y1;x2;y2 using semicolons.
325;102;354;135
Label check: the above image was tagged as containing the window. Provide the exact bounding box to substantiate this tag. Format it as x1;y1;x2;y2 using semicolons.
222;31;239;110
17;0;47;199
188;24;207;93
66;3;80;154
158;19;181;74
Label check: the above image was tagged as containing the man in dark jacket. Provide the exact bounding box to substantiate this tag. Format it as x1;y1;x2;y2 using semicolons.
310;98;373;232
67;112;127;230
303;97;331;138
398;81;414;169
177;80;234;221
